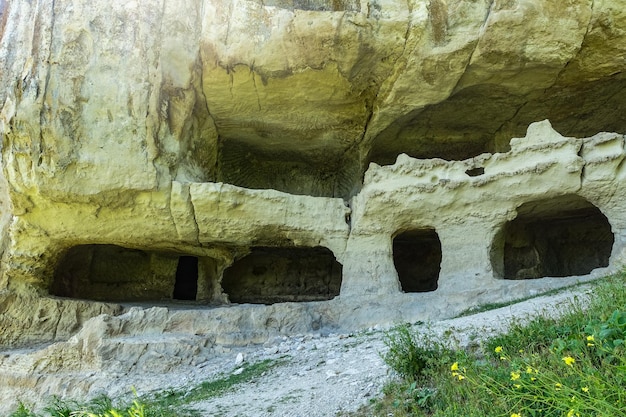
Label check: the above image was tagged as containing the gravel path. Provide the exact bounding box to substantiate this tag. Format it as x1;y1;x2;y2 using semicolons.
143;286;590;417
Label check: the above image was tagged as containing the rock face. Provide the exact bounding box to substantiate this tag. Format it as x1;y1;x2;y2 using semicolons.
1;0;626;387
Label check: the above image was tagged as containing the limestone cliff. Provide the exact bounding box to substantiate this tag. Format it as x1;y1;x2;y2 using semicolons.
2;0;626;199
0;0;625;351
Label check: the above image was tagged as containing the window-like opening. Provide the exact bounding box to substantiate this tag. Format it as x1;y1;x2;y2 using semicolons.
465;167;485;177
221;246;342;304
51;245;210;302
173;256;199;300
493;195;614;279
392;229;442;292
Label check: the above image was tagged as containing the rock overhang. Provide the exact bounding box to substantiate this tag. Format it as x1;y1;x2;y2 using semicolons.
4;0;626;200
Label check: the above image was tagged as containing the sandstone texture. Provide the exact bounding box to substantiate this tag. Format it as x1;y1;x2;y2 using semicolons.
1;0;626;410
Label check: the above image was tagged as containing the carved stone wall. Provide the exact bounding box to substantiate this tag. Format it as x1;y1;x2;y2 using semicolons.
1;0;626;349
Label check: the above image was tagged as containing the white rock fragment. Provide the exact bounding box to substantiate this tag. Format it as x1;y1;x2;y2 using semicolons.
325;370;339;379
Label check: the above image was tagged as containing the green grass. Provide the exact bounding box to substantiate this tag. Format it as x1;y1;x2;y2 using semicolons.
143;357;286;415
10;394;144;417
9;358;287;417
351;272;626;417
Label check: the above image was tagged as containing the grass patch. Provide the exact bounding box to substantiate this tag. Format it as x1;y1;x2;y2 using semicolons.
356;272;626;417
10;394;146;417
9;358;287;417
144;357;286;414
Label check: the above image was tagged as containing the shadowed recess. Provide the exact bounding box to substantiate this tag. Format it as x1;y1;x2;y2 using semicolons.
222;246;342;304
259;0;360;11
51;245;218;302
218;139;361;198
368;75;626;167
392;229;442;293
491;195;614;280
173;256;199;301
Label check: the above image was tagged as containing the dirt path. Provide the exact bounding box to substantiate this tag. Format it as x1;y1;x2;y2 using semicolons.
157;286;590;416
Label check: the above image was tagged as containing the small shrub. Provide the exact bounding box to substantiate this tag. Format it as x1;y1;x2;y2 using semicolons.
42;395;86;417
382;324;450;381
9;402;38;417
70;398;145;417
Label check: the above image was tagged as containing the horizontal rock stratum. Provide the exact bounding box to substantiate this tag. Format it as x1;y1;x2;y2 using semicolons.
2;0;626;199
0;0;626;407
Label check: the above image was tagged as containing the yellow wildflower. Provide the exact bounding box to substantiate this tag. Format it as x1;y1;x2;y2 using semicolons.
562;356;576;366
555;383;562;390
451;368;465;381
510;371;521;381
582;387;589;393
495;346;503;353
587;335;595;347
514;384;521;389
511;413;522;417
525;366;534;374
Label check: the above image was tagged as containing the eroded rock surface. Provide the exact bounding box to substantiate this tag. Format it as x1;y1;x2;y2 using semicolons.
2;0;626;199
1;0;626;411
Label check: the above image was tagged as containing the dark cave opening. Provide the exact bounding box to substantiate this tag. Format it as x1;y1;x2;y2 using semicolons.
392;229;442;292
492;195;614;280
50;244;208;302
221;246;342;304
173;256;199;301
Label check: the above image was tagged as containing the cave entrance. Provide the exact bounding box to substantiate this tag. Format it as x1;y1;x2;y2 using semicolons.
51;245;211;302
173;256;199;300
492;195;614;279
221;246;342;304
392;229;442;292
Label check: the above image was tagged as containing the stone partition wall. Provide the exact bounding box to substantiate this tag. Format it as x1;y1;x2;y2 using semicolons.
0;183;350;298
341;121;626;297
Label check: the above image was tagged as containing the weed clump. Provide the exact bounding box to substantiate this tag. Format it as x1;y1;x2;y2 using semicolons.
382;324;451;381
369;272;626;417
10;394;145;417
